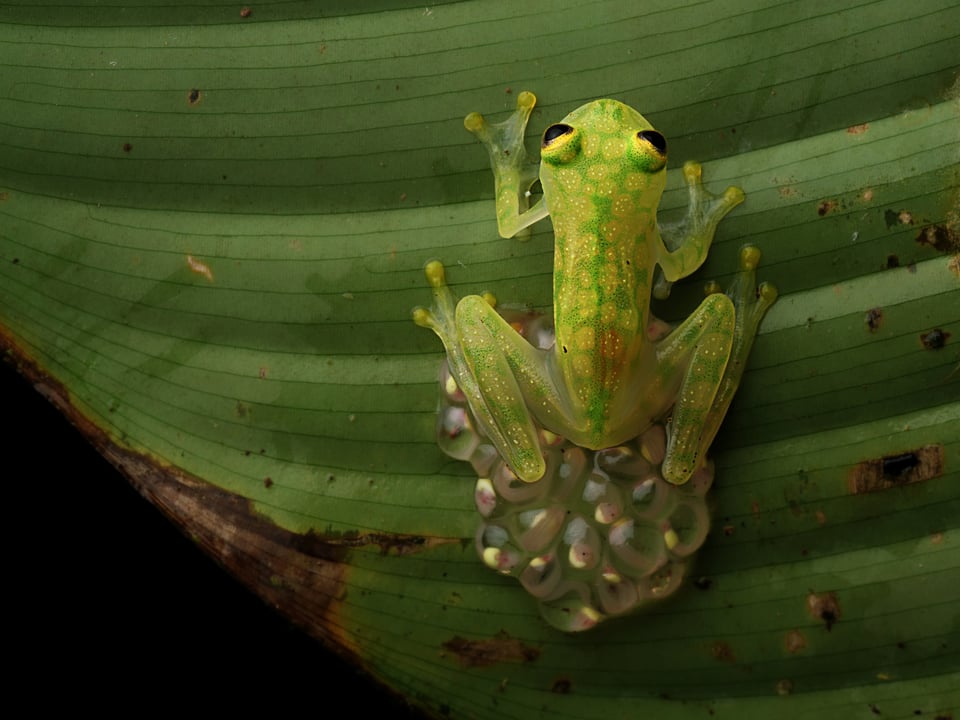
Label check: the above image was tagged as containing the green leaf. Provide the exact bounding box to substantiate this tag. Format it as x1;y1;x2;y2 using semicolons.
2;1;958;717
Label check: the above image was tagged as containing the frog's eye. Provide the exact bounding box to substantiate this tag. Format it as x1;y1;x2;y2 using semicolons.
541;123;581;165
637;130;667;155
542;123;574;147
629;129;667;172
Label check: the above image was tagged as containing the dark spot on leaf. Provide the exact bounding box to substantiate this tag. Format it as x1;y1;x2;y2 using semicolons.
886;254;899;268
11;257;19;264
865;307;883;332
870;704;882;715
817;199;838;216
710;641;735;663
883;452;920;477
848;444;944;494
915;224;959;254
305;528;444;558
122;142;132;153
188;88;202;104
240;6;252;17
897;641;907;649
784;629;807;653
919;328;949;350
0;191;8;201
806;591;841;631
694;576;712;590
442;631;540;668
551;678;572;694
263;477;273;488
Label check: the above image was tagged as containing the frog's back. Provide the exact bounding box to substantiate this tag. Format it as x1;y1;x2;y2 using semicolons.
539;99;669;447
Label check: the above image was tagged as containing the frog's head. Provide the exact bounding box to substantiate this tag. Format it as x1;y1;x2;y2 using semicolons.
538;99;668;209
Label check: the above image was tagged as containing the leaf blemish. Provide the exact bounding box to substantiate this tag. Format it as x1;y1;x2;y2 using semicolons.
551;678;572;694
865;307;883;332
807;591;841;631
817;199;839;216
915;223;959;254
441;631;540;668
848;444;945;494
784;629;807;653
919;328;949;350
186;254;214;281
187;88;202;105
710;641;735;663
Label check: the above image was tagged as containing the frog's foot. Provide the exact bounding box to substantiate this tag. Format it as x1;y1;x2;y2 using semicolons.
655;161;746;299
722;245;779;339
694;244;778;460
413;260;494;339
413;261;546;483
464;91;537;178
464;92;548;238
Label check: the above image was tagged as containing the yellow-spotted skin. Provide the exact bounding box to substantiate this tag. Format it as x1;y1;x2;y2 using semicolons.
414;92;776;486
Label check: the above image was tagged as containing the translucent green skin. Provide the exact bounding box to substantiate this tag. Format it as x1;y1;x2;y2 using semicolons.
415;92;776;484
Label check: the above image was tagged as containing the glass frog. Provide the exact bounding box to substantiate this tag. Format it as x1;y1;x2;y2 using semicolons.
414;91;776;487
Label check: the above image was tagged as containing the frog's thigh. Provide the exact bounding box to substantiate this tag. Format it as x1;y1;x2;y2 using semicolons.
455;295;547;482
657;293;736;484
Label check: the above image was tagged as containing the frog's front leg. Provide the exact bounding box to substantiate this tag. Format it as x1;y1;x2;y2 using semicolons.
414;261;571;483
654;161;745;299
464;91;549;238
657;245;778;484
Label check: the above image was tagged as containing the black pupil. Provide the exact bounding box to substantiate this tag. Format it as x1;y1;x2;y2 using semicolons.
543;123;573;146
638;130;667;154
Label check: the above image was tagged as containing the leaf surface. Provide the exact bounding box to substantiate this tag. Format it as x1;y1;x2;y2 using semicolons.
2;1;958;717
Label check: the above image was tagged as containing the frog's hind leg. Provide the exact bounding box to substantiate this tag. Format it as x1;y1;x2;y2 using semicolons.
657;245;777;484
694;245;778;464
414;261;562;483
656;291;737;485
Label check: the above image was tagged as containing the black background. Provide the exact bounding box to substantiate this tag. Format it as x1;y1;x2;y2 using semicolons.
3;358;425;715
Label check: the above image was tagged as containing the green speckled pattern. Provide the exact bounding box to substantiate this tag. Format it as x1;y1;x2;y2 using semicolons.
420;92;775;485
540;99;666;444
